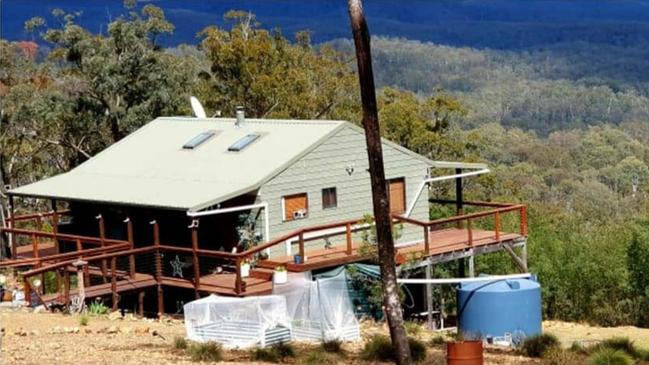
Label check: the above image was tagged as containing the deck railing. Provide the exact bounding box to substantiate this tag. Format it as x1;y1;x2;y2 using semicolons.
3;200;528;304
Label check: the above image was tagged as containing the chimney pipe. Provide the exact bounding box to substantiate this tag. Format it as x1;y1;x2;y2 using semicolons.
235;106;245;127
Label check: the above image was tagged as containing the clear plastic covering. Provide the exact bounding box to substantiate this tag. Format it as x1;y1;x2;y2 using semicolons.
273;271;360;342
183;294;292;348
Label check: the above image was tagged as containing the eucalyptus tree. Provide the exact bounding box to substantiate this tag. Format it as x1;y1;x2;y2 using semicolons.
196;11;358;120
32;3;195;167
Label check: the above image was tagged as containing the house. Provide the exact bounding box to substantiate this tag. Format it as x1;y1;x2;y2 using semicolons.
1;115;528;316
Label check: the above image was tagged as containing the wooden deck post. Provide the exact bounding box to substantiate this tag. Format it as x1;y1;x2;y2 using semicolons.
31;233;39;259
111;257;118;311
138;291;145;317
234;258;243;295
8;195;15;259
345;223;352;255
494;211;501;241
51;200;60;253
63;270;71;307
35;215;42;259
298;232;305;261
51;200;61;291
467;218;473;246
520;206;528;236
97;215;108;283
423;226;430;253
151;220;164;318
125;218;136;279
190;219;201;299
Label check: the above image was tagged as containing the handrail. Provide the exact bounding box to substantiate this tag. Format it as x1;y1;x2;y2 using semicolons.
22;246;158;278
429;199;520;208
0;242;131;267
8;209;70;223
393;204;526;228
1;227;127;246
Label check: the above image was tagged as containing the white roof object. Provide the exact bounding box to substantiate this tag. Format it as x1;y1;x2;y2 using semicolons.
10;117;345;211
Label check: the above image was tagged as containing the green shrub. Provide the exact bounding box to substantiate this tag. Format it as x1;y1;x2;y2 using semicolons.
599;337;639;358
429;335;446;346
174;336;188;350
521;333;560;358
187;341;222;362
321;339;343;354
298;349;338;365
252;342;295;363
408;337;427;362
88;299;109;315
587;348;633;365
404;320;423;336
542;347;585;365
79;314;89;326
361;335;426;363
570;341;588;355
637;348;649;361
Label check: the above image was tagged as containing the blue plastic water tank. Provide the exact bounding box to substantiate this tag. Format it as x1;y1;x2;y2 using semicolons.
457;278;542;339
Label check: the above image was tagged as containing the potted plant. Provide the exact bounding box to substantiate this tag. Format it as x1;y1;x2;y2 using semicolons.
240;259;251;278
273;265;288;285
446;331;484;365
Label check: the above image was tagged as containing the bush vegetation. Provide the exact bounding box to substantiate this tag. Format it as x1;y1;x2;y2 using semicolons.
87;300;109;316
187;342;222;362
361;335;426;363
251;342;295;363
78;314;89;326
173;336;188;350
587;348;633;365
521;333;560;358
321;339;343;354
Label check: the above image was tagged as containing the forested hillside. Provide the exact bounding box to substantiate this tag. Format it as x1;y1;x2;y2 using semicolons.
2;3;649;328
332;37;649;134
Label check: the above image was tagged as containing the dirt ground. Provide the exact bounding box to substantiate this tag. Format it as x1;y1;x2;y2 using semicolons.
544;320;649;348
0;308;646;365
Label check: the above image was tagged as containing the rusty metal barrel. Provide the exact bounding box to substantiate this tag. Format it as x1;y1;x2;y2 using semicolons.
447;340;484;365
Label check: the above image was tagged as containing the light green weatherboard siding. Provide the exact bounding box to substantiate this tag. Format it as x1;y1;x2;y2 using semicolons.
258;125;430;258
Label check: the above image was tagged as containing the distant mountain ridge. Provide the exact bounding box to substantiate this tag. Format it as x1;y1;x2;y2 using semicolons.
3;0;649;49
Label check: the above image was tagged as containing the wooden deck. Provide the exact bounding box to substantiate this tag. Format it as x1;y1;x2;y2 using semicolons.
259;228;524;272
5;201;529;306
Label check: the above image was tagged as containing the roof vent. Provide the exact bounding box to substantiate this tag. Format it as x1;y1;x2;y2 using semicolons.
235;106;245;128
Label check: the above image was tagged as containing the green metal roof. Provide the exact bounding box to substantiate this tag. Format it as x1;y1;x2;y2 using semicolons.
10;117;346;212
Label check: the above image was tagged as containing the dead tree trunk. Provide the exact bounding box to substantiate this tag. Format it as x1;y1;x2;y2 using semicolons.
347;1;412;364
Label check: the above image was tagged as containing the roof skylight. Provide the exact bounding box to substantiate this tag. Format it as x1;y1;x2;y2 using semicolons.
183;131;216;149
228;133;260;152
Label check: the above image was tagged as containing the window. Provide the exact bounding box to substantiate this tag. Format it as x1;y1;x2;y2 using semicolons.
183;130;216;149
228;133;260;152
283;193;308;221
322;187;337;209
387;177;406;214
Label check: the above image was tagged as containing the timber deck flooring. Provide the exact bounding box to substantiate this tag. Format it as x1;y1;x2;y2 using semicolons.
41;273;156;304
14;241;57;258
